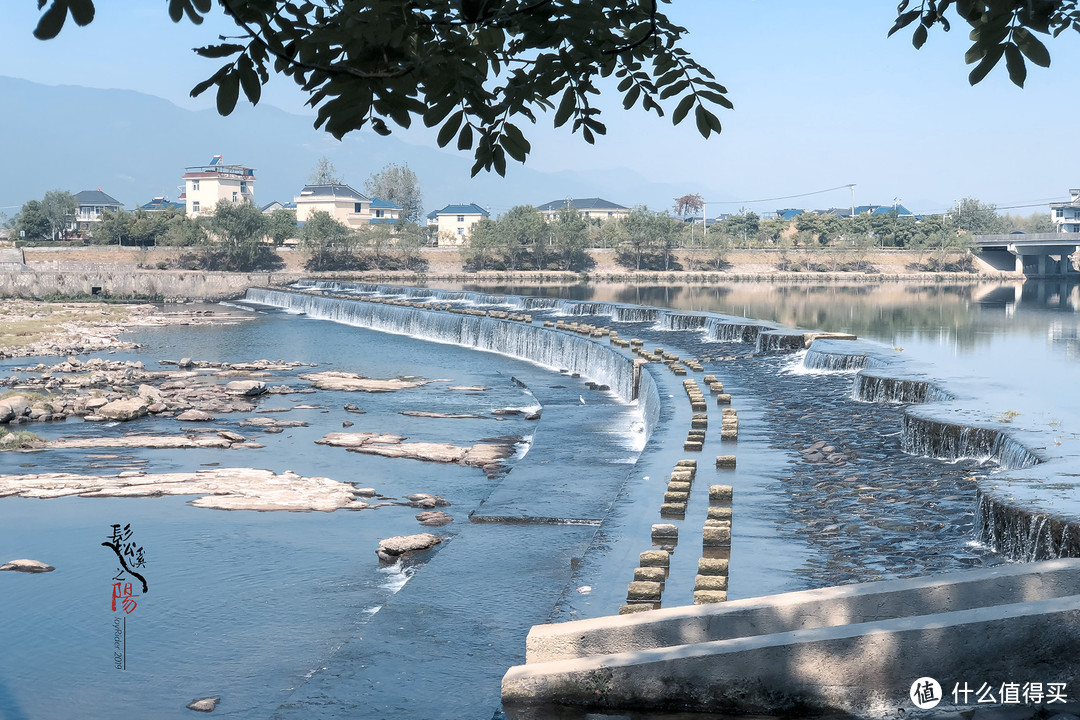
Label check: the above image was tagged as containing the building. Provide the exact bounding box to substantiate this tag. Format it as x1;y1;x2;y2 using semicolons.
182;155;256;218
1050;189;1080;233
536;197;630;222
426;203;490;244
73;189;123;233
293;184;401;228
139;197;185;212
260;200;296;215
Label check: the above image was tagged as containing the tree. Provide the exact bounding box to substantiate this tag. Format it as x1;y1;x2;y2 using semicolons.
41;190;77;241
93;209;134;246
266;208;297;246
720;210;759;248
673;194;705;219
300;210;354;270
364;163;424;224
464;218;500;271
205;200;274;271
550;206;590;271
308;156;342;185
14;200;50;242
954;197;1006;235
497;205;546;270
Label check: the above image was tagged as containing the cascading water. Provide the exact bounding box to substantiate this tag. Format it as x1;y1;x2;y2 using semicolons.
705;318;764;344
900;412;1041;469
614;307;660;323
246;288;658;442
756;330;807;354
657;313;708;331
852;373;954;403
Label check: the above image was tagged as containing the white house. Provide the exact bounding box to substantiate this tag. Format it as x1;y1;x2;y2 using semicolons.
536;197;630;222
182;155;256;218
1050;189;1080;233
73;189;123;233
293;184;402;228
426;203;490;245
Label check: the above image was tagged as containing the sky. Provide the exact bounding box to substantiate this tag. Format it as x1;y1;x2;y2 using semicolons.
1;1;1077;216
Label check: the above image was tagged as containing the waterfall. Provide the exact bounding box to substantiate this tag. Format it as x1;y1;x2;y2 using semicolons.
246;287;659;442
975;490;1080;561
803;349;871;372
852;372;954;403
705;318;763;344
756;330;807;354
658;313;708;331
614;307;661;323
900;412;1041;469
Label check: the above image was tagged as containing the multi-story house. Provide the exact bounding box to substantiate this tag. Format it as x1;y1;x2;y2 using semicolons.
73;189;123;233
426;203;490;244
293;184;401;228
536;197;630;222
182;155;256;218
1050;189;1080;233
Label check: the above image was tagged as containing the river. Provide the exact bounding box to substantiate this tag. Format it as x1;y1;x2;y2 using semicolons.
0;277;1077;719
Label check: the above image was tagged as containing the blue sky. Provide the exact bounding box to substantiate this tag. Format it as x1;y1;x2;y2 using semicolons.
1;1;1076;215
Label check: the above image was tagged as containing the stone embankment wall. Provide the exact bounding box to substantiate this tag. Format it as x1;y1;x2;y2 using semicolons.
0;269;304;301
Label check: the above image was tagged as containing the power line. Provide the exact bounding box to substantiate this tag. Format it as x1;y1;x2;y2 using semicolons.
707;184;855;206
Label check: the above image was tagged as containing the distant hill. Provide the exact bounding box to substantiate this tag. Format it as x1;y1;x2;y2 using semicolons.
0;76;705;218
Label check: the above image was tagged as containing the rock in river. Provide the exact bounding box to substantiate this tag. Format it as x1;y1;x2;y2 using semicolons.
97;398;148;422
186;697;220;712
376;533;442;563
0;559;55;573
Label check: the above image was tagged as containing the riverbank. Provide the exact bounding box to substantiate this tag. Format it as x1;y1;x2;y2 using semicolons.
0;246;1013;300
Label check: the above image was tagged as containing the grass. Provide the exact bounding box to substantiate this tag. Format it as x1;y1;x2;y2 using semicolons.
0;302;131;350
0;428;43;450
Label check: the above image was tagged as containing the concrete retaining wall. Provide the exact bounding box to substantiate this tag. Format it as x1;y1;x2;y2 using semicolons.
0;270;303;300
505;559;1080;717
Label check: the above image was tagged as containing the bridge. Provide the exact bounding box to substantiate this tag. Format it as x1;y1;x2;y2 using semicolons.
974;232;1080;277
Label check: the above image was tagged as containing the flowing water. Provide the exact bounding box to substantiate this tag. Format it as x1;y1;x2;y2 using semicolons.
1;278;1078;719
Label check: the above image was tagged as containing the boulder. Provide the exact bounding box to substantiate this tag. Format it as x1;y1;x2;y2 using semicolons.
1;559;55;573
177;410;215;422
415;511;453;527
137;384;162;402
98;398;148;422
405;493;451;508
376;533;442;563
186;697;220;712
225;380;266;396
1;395;30;418
178;358;194;368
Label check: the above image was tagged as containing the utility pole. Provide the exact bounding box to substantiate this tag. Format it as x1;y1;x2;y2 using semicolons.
848;184;856;219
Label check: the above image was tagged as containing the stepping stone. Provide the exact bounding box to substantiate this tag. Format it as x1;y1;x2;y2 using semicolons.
698;557;729;575
694;590;728;604
695;574;729;591
715;455;736;469
709;485;733;504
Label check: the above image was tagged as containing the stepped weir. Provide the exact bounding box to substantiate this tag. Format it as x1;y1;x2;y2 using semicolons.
245;282;1080;717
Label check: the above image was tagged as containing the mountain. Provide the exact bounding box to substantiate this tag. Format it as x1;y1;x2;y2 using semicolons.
0;76;710;217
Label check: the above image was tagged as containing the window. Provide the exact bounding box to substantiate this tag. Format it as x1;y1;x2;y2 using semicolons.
232;192;238;202
457;215;465;222
240;181;248;193
585;211;591;217
1056;209;1064;217
457;228;465;236
192;180;200;191
375;210;384;218
355;203;364;213
192;201;200;213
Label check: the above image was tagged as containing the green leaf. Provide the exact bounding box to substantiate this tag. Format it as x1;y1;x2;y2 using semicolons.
457;123;473;151
1004;43;1026;87
216;70;240;116
889;9;921;37
968;43;1005;85
437;111;464;147
623;84;641;110
965;43;986;64
695;104;721;138
371;118;392;136
194;44;246;59
1014;27;1051;67
68;0;94;26
33;2;68;40
553;88;576;128
912;24;928;49
672;94;695;125
238;54;262;105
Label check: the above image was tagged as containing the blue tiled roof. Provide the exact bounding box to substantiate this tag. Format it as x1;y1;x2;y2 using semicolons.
76;189;122;207
776;208;805;220
429;203;489;217
297;184;368;202
139;198;184;211
369;197;402;210
535;197;628;212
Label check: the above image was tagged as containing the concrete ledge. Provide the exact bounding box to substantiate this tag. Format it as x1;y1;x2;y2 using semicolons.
505;594;1080;717
522;559;1080;664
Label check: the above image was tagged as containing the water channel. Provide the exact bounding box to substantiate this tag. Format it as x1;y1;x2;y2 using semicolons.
0;278;1077;719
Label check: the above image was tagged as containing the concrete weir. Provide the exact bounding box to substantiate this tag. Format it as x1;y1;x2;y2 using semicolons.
502;559;1080;717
